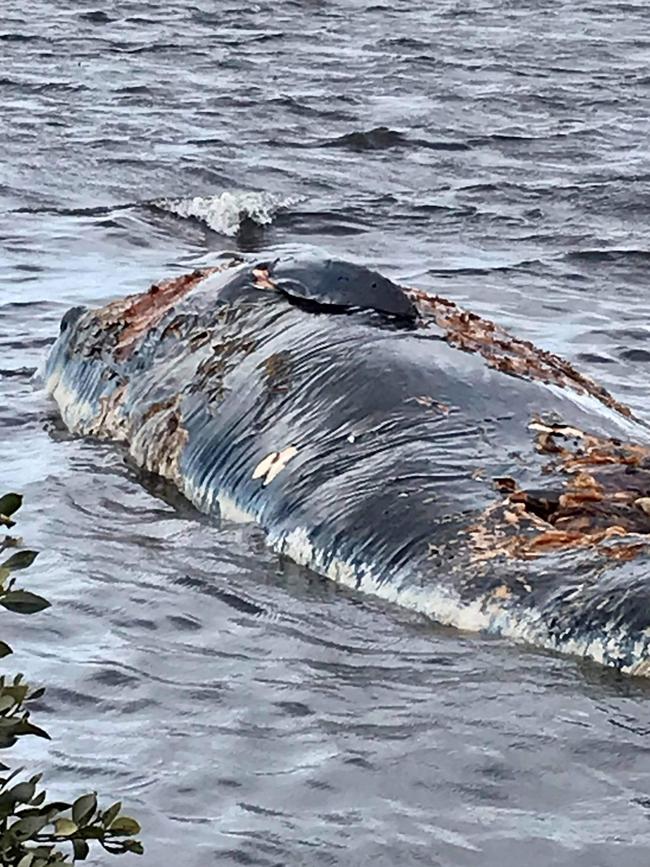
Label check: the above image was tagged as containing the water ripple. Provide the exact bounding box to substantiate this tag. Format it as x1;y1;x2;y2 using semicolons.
3;0;650;864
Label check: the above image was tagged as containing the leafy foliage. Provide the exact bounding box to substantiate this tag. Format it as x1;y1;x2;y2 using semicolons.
0;493;143;864
0;494;23;530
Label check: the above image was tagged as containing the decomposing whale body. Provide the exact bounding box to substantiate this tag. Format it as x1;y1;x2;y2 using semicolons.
45;253;650;675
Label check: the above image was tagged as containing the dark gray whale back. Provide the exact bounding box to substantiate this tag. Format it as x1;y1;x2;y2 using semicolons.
45;253;650;675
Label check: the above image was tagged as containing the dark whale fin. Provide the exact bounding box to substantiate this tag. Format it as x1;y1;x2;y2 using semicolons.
260;255;417;320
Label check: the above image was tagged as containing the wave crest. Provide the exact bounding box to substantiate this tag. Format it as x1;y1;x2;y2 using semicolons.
153;190;301;236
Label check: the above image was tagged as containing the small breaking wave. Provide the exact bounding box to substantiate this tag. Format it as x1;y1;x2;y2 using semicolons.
152;190;302;237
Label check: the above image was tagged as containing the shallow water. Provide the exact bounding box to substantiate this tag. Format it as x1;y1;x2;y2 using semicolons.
3;1;650;864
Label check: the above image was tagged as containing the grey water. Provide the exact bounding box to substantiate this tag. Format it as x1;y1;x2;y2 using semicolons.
2;1;650;864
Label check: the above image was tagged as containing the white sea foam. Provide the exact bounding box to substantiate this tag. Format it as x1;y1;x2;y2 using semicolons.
154;190;302;236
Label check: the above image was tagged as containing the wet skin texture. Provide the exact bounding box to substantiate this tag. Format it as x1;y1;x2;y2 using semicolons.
45;254;650;675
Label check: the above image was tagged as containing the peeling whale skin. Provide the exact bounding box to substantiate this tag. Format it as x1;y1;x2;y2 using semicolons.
44;253;650;675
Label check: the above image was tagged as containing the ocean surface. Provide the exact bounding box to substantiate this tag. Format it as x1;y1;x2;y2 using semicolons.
2;1;650;865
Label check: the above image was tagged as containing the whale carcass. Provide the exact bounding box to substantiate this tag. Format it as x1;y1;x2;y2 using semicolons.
44;253;650;675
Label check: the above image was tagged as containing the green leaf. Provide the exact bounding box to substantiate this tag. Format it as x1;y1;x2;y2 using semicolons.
0;641;12;658
0;591;51;615
11;812;50;838
12;719;51;740
72;838;90;860
54;817;78;837
30;790;46;807
125;840;144;855
1;766;24;787
4;684;29;705
16;854;33;867
8;780;37;804
2;550;38;571
72;792;97;827
0;694;15;713
109;815;141;836
32;846;54;858
0;493;22;519
101;801;121;829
